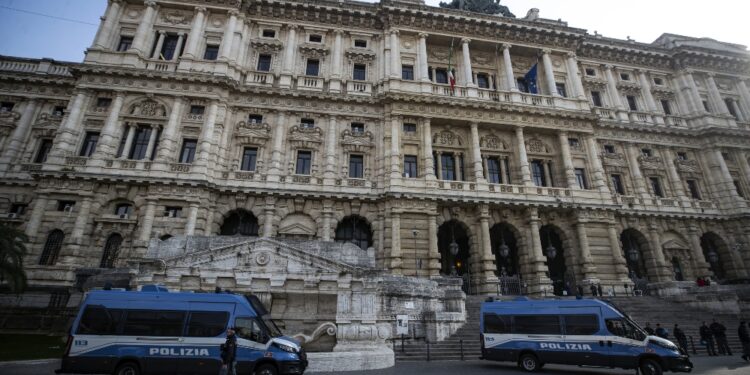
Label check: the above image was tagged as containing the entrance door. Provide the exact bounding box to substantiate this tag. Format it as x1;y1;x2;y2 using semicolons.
604;318;648;368
561;312;608;366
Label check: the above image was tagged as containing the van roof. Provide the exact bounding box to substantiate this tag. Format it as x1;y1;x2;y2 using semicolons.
481;298;624;318
84;287;251;305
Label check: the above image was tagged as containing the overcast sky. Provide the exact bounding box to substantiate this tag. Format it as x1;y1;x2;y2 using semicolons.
0;0;748;62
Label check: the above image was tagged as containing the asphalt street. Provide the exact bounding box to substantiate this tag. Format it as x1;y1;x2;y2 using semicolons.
1;355;749;375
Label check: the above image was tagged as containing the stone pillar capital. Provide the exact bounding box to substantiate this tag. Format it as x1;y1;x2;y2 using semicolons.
602;64;614;71
418;32;429;39
461;37;471;45
541;48;552;55
227;9;240;17
157;30;167;35
333;29;345;36
558;130;568;137
706;72;716;78
287;24;299;31
501;43;512;50
566;52;577;59
144;0;157;8
194;6;207;14
389;29;399;36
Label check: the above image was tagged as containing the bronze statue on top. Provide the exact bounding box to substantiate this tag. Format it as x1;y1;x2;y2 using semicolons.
438;0;516;17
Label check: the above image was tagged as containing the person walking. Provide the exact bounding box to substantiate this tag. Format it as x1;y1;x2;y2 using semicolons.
674;324;688;355
739;321;750;362
711;319;732;356
644;322;655;336
220;327;238;375
655;323;669;340
700;321;718;356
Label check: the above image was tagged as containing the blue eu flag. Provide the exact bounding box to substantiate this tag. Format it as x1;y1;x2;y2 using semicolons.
524;63;538;94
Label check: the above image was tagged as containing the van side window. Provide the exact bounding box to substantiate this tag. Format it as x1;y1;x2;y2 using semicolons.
563;315;600;335
606;318;646;341
186;311;229;337
235;317;268;343
514;315;561;335
483;313;511;334
122;310;185;337
76;306;123;335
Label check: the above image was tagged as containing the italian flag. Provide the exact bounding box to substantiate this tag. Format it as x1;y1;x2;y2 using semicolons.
448;38;456;94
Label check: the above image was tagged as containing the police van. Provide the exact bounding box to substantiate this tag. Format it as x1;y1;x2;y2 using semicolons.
56;285;307;375
480;297;692;375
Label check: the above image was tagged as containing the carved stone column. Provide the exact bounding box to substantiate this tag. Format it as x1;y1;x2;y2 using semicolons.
143;124;160;160
390;211;402;274
50;90;90;162
626;144;648;197
268;111;287;180
218;10;238;61
182;6;206;59
637;69;664;124
92;92;125;161
470;122;485;183
119;123;137;159
422;118;435;181
428;212;440;276
663;148;687;200
607;222;631;282
155;96;184;163
417;33;430;82
479;205;497;293
453;153;462;181
279;25;297;87
25;196;48;238
184;203;199;236
541;49;558;96
130;0;158;56
172;32;185;61
151;31;166;59
647;223;669;281
322;200;334;241
558;131;577;189
323;115;338;184
736;80;750;119
329;29;344;93
92;0;124;49
515;127;533;186
688;225;713;278
196;101;218;166
461;38;474;87
390;116;402;182
0;98;38;168
565;52;586;100
71;197;93;242
263;197;276;238
501;44;517;91
575;219;597;280
139;199;157;241
586;136;608;192
527;208;552;294
685;70;706;114
705;73;731;115
390;30;401;79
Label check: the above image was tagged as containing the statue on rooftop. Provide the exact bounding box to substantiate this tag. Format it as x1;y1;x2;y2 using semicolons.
439;0;516;18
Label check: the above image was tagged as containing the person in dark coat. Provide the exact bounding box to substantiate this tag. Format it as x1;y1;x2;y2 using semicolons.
655;323;669;340
220;327;238;375
590;284;598;297
674;324;688;355
739;321;750;362
700;321;718;356
711;319;732;355
644;322;655;336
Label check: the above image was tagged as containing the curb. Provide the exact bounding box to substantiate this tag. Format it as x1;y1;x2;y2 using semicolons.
0;358;59;366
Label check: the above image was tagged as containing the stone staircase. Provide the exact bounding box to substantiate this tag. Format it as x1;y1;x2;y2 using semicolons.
395;294;744;362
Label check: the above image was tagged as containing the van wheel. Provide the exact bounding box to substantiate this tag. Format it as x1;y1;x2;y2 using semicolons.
113;362;140;375
519;353;540;372
639;358;663;375
254;364;277;375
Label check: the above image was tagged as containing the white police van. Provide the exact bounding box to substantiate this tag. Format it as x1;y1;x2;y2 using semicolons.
480;297;692;374
56;285;307;375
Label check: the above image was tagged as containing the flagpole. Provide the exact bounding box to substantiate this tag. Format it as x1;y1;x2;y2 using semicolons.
448;37;455;96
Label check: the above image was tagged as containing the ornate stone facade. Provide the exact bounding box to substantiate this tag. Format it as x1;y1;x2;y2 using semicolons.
2;0;750;361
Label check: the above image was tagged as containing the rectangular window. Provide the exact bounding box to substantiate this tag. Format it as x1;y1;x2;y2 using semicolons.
300;118;315;129
349;154;364;178
186;311;229;337
477;73;490;89
57;200;76;212
76;306;124;335
403;123;417;133
661;99;672;115
309;34;322;43
677;152;688;161
483;313;511;334
34;139;53;163
354;39;367;48
353;64;367;81
650;177;663;197
590;91;603;107
556;83;567;97
296;151;312;175
487;157;501;184
164;206;182;218
257;54;272;72
703;100;710;112
604;145;615;154
160;34;180;60
96;97;112;108
725;98;739;119
53;106;65;116
575;168;588;189
262;29;276;38
734;180;745;198
686;179;701;200
0;102;15;112
435;69;448;84
404;155;418;178
79;132;100;157
563;315;600;336
531;160;546;187
401;65;414;81
122;310;186;337
248;114;263;124
240;147;258;171
117;36;133;52
626;95;638;111
305;59;320;76
653;77;664;85
568;138;580;148
10;204;27;215
203;45;219;60
620;73;630;81
585;68;596;76
350;122;365;134
179;139;197;163
129;126;152;160
611;174;625;195
189;105;205;115
115;204;131;216
514;315;561;335
440;153;455;181
641;148;652;157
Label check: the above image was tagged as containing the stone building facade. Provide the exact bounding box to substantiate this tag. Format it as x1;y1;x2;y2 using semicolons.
2;0;750;323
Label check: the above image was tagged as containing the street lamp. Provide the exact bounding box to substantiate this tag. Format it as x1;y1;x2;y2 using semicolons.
626;235;640;263
544;229;557;259
497;230;510;259
412;228;420;278
449;223;459;276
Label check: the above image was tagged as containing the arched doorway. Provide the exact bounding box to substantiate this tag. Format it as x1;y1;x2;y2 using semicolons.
701;233;727;281
540;225;567;296
39;229;64;266
100;233;123;268
671;257;684;281
490;223;520;277
620;229;650;280
335;215;373;250
220;210;259;236
438;220;471;277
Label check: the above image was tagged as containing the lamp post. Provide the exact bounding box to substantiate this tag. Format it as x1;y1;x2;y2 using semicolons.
449;222;459;276
412;228;420;278
625;234;640;279
544;229;557;260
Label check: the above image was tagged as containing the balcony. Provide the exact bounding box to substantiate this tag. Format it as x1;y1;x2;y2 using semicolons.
346;81;372;96
145;60;177;73
297;76;324;91
628;111;653;124
0;56;72;76
246;71;274;86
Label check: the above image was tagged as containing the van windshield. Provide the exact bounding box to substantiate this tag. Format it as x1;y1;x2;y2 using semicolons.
606;318;647;341
260;315;283;338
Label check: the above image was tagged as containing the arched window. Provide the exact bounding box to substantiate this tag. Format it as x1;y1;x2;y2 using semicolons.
114;203;133;216
39;229;64;265
100;233;123;268
220;210;259;236
335;216;373;250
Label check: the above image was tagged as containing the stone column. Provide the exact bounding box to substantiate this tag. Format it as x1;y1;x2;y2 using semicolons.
321;201;333;241
143;124;160;160
235;22;251;68
705;73;731;115
607;222;630;280
218;10;238;61
71;197;93;242
390;211;402;274
501;44;517;91
637;70;659;112
729;99;745;122
93;0;123;49
92;92;125;160
709;149;744;204
51;90;90;161
737;152;750;188
736;80;750;119
129;0;158;56
119;123;137;159
461;38;474;87
527;208;551;293
25;196;48;238
155;96;184;163
672;72;696;115
575;220;597;279
0;99;38;168
417;33;430;82
499;157;508;184
647;224;668;280
515;127;533;186
323;115;338;184
625;144;648;197
268;111;287;179
586;136;608;192
263;199;275;238
389;30;401;79
686;71;706;113
542;161;552;187
151;31;166;59
470;122;485;183
558;131;577;189
541;49;558;96
172;32;185;61
139;199;157;241
453;153;462;181
184;203;199;236
182;7;206;59
428;213;440;276
382;30;391;79
603;65;626;118
422;118;435;180
329;30;344;92
229;16;244;63
390;116;402;181
280;25;297;87
566;53;586;100
688;225;712;277
196;101;218;165
479;206;497;291
663;149;687;200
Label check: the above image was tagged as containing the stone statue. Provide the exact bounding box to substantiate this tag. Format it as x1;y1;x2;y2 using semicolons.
524;8;540;21
438;0;516;18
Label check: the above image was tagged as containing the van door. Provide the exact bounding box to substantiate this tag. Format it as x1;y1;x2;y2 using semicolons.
121;308;185;375
234;316;271;373
604;318;648;369
562;313;608;366
176;302;234;375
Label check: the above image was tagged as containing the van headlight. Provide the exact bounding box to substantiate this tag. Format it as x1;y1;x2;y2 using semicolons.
274;342;298;353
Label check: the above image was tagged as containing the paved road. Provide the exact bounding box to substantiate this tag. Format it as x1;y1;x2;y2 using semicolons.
2;355;748;374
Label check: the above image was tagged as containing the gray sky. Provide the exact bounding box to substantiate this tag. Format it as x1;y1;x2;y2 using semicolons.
0;0;747;62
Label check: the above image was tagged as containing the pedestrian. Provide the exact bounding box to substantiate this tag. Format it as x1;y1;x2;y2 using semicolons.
696;277;705;287
220;327;237;375
590;284;598;297
597;284;603;297
644;322;655;336
711;319;732;355
705;276;712;286
674;324;688;355
655;323;669;340
739;321;750;362
700;321;718;356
